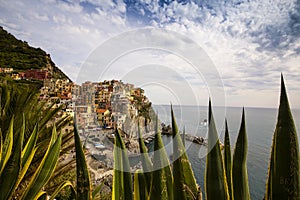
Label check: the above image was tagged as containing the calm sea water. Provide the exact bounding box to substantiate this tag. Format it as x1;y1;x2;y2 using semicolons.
152;105;300;200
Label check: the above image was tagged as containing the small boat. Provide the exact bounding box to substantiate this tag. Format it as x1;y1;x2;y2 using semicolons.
200;119;208;126
94;143;106;149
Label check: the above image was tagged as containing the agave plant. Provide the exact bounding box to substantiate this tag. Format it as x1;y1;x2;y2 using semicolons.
205;100;230;200
112;128;133;200
134;169;148;200
171;106;201;200
137;121;153;193
114;75;300;200
265;75;299;200
149;116;173;200
0;79;75;196
232;108;251;200
0;116;106;200
223;119;233;200
0;117;62;200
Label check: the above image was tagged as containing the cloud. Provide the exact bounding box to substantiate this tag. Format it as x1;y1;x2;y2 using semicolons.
0;0;299;107
140;1;299;89
0;0;130;80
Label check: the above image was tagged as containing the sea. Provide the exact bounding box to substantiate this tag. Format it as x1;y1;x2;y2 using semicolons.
150;105;300;200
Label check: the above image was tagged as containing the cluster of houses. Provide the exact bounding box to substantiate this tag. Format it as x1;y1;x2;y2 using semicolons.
1;67;149;137
0;67;50;80
72;80;147;132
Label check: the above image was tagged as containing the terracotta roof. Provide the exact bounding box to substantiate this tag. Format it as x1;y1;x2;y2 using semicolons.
96;109;107;113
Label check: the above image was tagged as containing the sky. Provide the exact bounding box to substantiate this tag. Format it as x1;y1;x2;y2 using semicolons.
0;0;299;108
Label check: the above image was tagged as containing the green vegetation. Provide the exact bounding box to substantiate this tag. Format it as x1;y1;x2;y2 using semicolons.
223;120;233;200
0;80;76;199
112;128;133;200
111;76;299;200
149;116;173;200
0;75;299;200
232;109;251;200
0;26;70;80
134;169;148;200
0;79;104;199
265;75;300;200
205;100;230;200
0;118;62;200
171;106;199;200
137;122;153;191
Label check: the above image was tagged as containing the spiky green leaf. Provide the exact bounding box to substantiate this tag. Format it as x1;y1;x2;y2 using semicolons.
74;123;92;200
49;180;76;200
92;182;104;199
171;106;199;200
134;169;148;200
205;100;229;200
21;128;62;200
232;108;251;200
22;123;38;167
0;129;2;162
0;117;24;200
112;128;133;200
149;116;173;200
0;117;14;174
265;75;300;200
224;119;233;200
138;122;153;192
17;148;38;187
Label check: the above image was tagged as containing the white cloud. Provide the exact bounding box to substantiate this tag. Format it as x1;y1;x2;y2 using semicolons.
142;0;300;107
0;0;299;107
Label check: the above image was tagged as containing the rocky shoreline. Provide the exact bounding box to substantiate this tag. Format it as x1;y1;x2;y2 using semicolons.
84;123;219;198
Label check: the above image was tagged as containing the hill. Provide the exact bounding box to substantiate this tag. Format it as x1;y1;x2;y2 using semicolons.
0;26;70;80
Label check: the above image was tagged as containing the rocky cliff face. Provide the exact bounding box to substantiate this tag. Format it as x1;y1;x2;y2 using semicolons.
123;106;158;138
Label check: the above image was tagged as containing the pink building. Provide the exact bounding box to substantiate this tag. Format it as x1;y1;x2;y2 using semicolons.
24;69;50;80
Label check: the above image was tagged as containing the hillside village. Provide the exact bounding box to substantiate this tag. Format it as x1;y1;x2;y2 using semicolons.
0;27;158;191
0;67;152;133
0;26;153;139
1;68;155;181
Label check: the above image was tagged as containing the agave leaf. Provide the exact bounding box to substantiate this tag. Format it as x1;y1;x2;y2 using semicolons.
138;122;153;192
22;123;38;167
51;159;76;182
149;115;173;200
0;117;24;200
17;148;38;187
56;115;72;131
134;169;148;200
92;182;104;199
171;106;199;200
224;119;233;200
232;108;251;200
50;124;58;146
49;180;76;200
265;75;300;200
205;100;230;200
112;128;133;200
0;129;2;162
39;104;63;133
0;85;11;119
35;191;47;200
74;123;92;200
21;128;62;200
34;124;59;157
0;117;14;174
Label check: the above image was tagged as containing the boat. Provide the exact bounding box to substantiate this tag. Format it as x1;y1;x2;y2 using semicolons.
94;143;106;149
200;119;208;126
